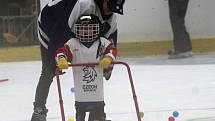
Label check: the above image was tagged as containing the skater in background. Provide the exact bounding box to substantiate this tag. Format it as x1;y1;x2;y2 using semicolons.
168;0;193;59
56;14;117;121
31;0;125;120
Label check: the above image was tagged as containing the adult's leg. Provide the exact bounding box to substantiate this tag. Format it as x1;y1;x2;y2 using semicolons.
168;0;192;52
31;45;56;121
33;45;56;108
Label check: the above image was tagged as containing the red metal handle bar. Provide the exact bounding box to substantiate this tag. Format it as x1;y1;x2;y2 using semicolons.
56;61;142;121
55;68;66;121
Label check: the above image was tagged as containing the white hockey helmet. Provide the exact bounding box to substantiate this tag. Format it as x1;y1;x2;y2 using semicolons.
74;15;101;43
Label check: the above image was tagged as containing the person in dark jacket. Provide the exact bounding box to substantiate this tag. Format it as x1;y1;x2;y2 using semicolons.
31;0;125;121
168;0;193;59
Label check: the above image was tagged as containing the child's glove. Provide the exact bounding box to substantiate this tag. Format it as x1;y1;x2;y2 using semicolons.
99;56;113;69
57;55;68;69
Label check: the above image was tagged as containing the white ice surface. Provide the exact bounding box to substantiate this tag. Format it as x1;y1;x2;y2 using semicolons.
0;53;215;121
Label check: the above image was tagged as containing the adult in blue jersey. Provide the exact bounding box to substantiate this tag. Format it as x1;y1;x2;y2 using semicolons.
31;0;125;121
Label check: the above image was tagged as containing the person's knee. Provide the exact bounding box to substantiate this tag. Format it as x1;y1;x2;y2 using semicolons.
41;64;55;79
88;107;106;121
89;112;106;121
76;108;86;121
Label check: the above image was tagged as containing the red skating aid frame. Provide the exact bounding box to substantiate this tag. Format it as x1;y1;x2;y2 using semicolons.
55;61;142;121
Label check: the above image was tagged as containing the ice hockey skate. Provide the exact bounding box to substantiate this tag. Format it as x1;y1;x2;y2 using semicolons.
31;107;48;121
168;48;193;59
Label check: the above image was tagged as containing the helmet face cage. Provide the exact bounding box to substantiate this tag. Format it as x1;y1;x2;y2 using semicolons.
74;16;100;43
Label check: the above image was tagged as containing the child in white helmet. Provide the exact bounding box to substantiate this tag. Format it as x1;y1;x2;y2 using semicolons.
56;14;117;121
